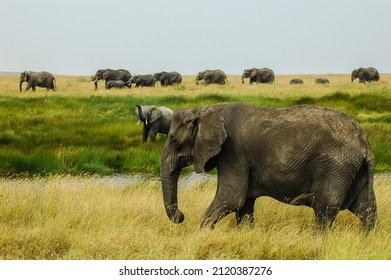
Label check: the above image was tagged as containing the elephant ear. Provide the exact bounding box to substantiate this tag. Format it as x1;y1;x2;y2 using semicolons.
193;107;227;173
250;69;258;78
149;107;162;123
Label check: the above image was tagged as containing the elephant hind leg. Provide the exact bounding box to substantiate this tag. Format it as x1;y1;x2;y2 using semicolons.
348;188;378;232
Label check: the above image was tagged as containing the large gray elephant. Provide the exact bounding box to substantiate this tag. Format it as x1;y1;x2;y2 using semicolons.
195;69;228;85
351;67;380;84
91;69;132;90
160;103;377;232
241;68;275;84
154;71;182;86
19;71;56;92
128;75;156;87
135;105;173;143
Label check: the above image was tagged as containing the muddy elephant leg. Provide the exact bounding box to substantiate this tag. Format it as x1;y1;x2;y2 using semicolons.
236;197;255;229
200;162;249;229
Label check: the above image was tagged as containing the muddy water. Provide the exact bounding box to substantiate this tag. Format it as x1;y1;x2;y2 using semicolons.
0;172;217;189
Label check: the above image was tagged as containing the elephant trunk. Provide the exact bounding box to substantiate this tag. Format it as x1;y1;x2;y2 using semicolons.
160;147;185;224
19;82;23;92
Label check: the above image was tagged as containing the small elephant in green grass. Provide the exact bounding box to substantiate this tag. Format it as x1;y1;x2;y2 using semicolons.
160;102;378;232
135;105;173;143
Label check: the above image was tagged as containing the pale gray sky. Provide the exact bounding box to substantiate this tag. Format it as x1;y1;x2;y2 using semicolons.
1;0;390;76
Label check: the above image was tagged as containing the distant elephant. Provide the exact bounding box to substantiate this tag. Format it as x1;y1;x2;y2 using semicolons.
351;67;380;84
154;71;182;86
135;105;173;143
19;71;56;92
195;69;228;85
91;69;132;90
315;78;329;84
289;78;304;84
128;75;156;87
160;103;377;232
107;80;128;89
241;68;275;84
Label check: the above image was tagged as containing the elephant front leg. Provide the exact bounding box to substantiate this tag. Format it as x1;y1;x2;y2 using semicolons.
200;165;249;229
142;126;150;143
236;197;255;229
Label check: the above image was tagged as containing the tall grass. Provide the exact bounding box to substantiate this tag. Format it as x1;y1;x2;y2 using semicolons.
0;74;390;175
0;173;390;259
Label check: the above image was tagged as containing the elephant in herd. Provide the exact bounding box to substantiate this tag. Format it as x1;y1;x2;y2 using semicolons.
19;71;56;92
351;67;380;83
241;68;275;84
135;105;173;143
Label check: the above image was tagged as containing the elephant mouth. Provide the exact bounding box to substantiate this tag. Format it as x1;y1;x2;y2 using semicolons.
179;155;194;167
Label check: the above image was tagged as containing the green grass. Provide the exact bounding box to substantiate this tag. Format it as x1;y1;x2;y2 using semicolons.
0;74;391;175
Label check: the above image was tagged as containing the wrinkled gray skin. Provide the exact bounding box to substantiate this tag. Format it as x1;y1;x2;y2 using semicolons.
161;102;377;232
195;69;228;85
107;80;128;89
154;71;182;86
129;75;156;87
241;68;275;84
135;105;173;143
290;78;304;84
91;69;132;90
19;71;56;92
351;67;380;84
315;78;329;84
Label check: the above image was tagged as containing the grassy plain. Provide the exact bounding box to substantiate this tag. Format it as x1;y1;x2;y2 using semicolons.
0;73;391;259
0;74;391;175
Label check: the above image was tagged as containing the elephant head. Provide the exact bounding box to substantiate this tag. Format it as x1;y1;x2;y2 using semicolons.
241;68;258;84
154;72;165;81
91;69;107;90
135;105;162;126
160;106;227;223
195;71;206;85
19;71;29;92
351;68;362;83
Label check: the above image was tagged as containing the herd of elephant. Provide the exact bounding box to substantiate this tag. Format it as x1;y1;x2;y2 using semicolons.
17;67;381;92
15;67;381;234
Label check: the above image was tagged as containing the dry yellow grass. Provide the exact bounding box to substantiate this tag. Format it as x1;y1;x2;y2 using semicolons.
0;173;390;260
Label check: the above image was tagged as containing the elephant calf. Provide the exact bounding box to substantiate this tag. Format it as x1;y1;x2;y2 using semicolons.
135;105;173;143
107;80;128;89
